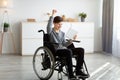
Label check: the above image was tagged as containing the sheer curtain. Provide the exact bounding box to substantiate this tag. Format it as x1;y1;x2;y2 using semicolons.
112;0;120;57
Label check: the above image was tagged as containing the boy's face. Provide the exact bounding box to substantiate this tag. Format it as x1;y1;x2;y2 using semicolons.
54;22;62;30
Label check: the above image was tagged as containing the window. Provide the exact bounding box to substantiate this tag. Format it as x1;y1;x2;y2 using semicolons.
114;0;120;39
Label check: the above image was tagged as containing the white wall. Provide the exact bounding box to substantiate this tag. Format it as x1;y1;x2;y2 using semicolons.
0;0;102;54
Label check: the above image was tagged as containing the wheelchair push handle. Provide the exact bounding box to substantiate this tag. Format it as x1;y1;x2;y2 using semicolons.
38;30;45;34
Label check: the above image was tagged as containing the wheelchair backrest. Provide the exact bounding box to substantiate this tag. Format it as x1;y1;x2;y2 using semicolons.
43;34;50;43
43;33;56;56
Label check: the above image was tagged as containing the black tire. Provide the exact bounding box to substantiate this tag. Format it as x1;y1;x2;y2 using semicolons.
33;46;55;80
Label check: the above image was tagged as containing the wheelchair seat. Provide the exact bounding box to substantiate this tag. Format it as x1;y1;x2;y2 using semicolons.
33;30;90;80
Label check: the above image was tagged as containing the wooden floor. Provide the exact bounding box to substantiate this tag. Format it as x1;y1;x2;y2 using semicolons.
0;53;120;80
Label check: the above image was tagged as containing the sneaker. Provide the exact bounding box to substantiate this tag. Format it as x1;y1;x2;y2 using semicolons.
76;70;88;77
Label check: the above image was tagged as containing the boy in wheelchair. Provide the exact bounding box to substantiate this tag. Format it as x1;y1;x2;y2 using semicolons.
47;10;88;80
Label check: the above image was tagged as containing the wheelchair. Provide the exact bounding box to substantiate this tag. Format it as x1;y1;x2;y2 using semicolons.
33;30;90;80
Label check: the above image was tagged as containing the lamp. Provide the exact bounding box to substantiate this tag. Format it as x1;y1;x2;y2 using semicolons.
0;0;16;54
0;0;13;32
0;0;13;8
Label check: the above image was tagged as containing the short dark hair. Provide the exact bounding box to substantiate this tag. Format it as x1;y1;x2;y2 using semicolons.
53;16;63;23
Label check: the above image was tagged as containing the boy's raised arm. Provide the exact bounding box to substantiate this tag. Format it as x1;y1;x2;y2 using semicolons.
47;10;57;34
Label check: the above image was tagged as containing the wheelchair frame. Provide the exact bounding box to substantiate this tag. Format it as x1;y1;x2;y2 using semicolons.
33;30;90;80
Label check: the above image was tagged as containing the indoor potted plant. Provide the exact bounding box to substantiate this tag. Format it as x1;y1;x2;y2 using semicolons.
3;22;10;32
79;12;87;22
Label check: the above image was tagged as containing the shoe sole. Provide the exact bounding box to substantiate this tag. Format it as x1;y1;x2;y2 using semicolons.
77;75;89;78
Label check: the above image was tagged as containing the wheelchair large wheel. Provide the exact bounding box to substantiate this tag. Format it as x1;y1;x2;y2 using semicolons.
33;46;55;80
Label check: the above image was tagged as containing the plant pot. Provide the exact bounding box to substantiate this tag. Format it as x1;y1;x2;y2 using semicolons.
81;17;85;22
4;27;9;32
